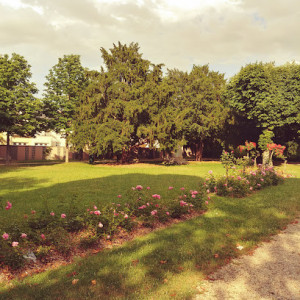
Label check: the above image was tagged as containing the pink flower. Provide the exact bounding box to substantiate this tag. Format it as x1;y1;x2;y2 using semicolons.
260;178;264;182
155;204;159;208
87;208;90;211
152;194;161;199
117;204;121;207
207;196;211;200
124;214;128;219
146;186;150;190
12;242;19;247
205;201;209;205
166;212;170;215
168;186;173;190
208;170;213;174
192;195;196;198
190;204;194;207
31;210;36;215
180;200;188;207
61;213;66;218
136;185;143;190
50;212;55;216
94;210;101;215
114;212;119;216
90;211;94;214
249;187;253;191
180;187;185;191
98;222;103;228
138;205;146;209
151;210;157;215
21;233;27;239
5;201;12;210
117;195;122;198
41;234;45;240
191;190;198;195
107;235;111;239
237;176;241;180
93;205;97;210
207;189;210;194
2;233;9;240
257;184;261;187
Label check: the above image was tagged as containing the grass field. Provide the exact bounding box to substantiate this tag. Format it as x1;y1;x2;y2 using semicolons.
0;162;299;299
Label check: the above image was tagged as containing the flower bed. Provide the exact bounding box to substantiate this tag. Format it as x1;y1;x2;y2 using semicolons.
0;184;208;271
205;165;287;198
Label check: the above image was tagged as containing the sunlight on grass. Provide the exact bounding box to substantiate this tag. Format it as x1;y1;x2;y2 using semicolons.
0;162;299;299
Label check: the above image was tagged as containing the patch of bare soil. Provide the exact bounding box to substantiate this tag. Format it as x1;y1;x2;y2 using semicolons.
196;219;300;300
0;211;205;282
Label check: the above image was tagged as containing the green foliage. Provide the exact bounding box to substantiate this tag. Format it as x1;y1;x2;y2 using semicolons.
0;53;42;162
225;62;300;149
206;165;285;198
286;140;300;160
0;239;25;270
220;150;236;178
43;54;87;135
72;42;165;163
258;129;274;151
164;65;228;161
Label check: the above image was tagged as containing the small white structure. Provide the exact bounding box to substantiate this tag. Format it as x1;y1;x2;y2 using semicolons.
8;131;66;147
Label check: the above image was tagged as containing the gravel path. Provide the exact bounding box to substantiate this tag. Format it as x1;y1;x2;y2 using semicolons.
196;220;300;300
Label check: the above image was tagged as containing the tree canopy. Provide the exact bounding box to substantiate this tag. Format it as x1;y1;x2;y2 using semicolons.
43;54;87;161
225;62;300;132
72;42;165;162
0;53;41;162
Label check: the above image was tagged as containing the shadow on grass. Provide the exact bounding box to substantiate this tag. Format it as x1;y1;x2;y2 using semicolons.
0;161;64;175
0;177;299;300
0;173;205;221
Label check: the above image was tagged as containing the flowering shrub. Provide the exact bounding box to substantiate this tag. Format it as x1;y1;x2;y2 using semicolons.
220;150;236;178
205;165;285;198
267;143;286;160
0;183;208;270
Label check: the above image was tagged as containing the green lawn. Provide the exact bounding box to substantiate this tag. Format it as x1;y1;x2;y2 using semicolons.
0;162;299;299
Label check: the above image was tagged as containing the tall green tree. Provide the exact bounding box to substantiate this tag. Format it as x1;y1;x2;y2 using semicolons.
165;65;227;161
72;42;165;163
43;54;87;162
0;53;41;163
225;62;300;148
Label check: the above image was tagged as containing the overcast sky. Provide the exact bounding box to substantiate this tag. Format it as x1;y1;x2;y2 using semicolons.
1;0;300;95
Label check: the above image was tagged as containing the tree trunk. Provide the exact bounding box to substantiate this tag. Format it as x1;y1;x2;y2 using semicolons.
195;141;204;161
121;148;128;164
262;150;269;166
65;136;69;163
5;132;10;165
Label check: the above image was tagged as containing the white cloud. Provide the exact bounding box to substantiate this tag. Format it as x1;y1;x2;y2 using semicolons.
0;0;299;95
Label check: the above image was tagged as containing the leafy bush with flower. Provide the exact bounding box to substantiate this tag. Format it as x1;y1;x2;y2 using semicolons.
0;183;208;270
205;165;286;198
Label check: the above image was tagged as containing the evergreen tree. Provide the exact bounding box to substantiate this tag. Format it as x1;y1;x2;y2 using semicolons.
72;42;165;163
165;65;227;161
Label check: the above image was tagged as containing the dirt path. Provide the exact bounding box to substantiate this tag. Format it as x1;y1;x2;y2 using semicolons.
196;220;300;300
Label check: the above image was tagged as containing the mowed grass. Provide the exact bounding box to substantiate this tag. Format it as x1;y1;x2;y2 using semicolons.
0;162;223;227
0;162;299;300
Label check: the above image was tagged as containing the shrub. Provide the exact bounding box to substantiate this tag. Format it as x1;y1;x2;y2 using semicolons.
206;166;285;198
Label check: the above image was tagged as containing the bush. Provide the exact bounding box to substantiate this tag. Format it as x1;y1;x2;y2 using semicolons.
0;183;208;270
205;165;285;198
